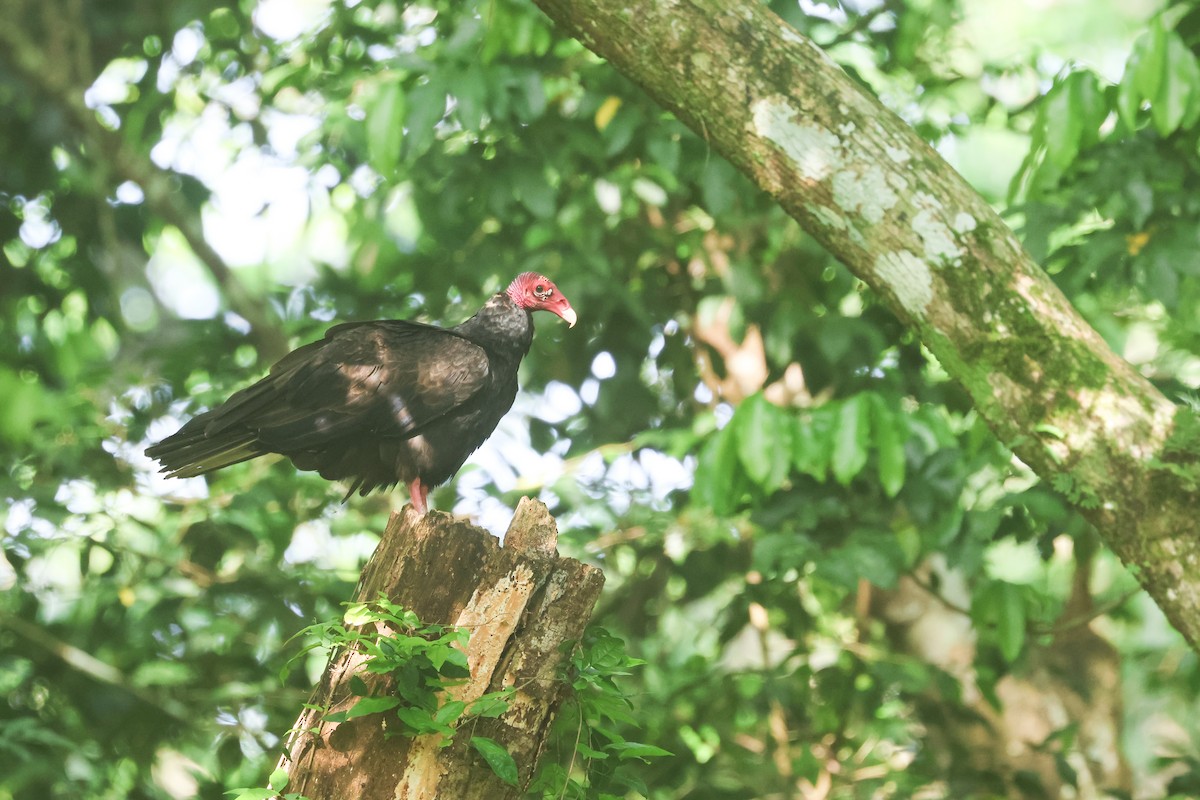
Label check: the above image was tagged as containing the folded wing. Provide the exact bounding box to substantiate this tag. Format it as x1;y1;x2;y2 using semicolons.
146;321;492;488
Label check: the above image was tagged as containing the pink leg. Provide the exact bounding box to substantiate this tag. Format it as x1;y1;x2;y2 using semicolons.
408;477;429;515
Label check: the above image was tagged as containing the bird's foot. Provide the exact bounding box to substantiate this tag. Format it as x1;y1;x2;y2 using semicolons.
408;477;429;516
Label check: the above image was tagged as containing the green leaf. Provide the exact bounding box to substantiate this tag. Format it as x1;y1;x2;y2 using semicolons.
367;78;406;179
403;78;446;160
792;412;831;481
815;528;904;589
693;424;743;515
469;690;513;719
606;740;674;761
471;737;519;786
995;583;1026;663
869;395;907;498
207;8;241;41
1119;26;1165;129
512;69;547;121
512;165;556;218
425;643;449;671
1040;78;1083;169
267;767;289;791
224;790;278;800
831;395;870;485
580;689;639;726
583;628;630;670
343;603;374;626
646;130;681;174
438;647;471;678
734;393;790;493
451;65;487;130
700;158;738;215
1037;70;1107;173
1153;33;1200;137
396;705;451;735
341;695;401;721
433;699;466;726
1115;22;1200;135
977;582;1027;663
1069;70;1107;152
574;741;609;760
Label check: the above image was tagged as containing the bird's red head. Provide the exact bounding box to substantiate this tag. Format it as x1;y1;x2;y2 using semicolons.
506;272;577;328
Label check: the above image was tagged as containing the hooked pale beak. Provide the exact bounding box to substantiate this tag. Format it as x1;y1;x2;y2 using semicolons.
558;305;578;328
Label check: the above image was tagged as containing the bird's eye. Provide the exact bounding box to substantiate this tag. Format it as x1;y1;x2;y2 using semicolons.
534;283;552;299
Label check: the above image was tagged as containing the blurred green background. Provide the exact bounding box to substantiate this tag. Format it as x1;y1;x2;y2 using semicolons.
4;0;1200;797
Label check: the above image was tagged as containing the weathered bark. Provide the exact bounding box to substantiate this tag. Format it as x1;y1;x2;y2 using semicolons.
279;498;604;799
532;0;1200;649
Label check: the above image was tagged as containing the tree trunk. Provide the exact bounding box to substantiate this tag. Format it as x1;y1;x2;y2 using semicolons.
278;498;604;799
531;0;1200;650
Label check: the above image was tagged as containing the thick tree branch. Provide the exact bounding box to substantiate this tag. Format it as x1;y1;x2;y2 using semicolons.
532;0;1200;648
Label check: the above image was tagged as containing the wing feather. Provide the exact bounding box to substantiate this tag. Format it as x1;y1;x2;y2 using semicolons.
147;320;493;480
254;321;492;449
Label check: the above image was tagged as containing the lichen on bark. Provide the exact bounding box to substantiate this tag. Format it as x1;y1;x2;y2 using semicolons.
533;0;1200;651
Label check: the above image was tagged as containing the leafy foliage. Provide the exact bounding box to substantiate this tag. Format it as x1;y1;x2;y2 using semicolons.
275;600;661;797
528;627;671;799
4;0;1200;798
282;595;510;740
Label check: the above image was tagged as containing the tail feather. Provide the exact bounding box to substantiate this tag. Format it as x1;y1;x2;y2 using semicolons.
146;411;267;478
202;376;284;437
147;368;295;478
145;332;407;491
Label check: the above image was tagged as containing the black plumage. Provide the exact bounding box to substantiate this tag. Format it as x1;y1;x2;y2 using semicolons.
146;273;576;514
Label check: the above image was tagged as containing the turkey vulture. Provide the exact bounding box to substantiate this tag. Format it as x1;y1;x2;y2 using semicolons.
146;273;577;514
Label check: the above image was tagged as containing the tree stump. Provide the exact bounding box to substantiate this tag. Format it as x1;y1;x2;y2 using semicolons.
278;498;605;799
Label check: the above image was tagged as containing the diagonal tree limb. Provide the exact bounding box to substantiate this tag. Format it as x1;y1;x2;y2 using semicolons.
532;0;1200;649
0;612;192;722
